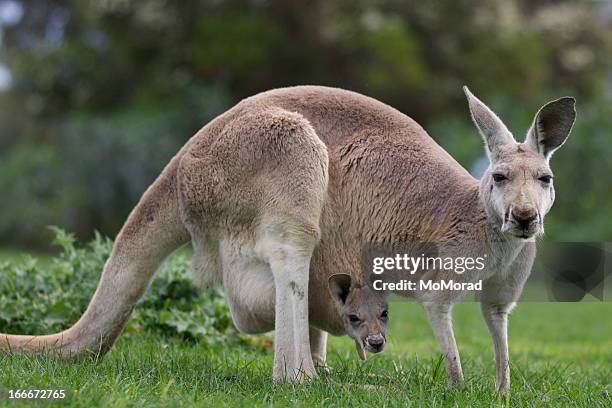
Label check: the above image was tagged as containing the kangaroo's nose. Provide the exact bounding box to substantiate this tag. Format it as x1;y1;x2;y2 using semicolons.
511;207;537;229
365;334;385;351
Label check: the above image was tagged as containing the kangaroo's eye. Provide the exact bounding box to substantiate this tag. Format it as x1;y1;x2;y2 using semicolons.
348;314;361;323
492;173;507;183
380;310;388;319
538;175;552;184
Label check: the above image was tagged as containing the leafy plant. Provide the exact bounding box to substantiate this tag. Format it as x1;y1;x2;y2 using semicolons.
0;227;251;347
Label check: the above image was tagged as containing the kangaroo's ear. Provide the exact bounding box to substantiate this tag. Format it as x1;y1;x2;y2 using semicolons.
463;86;515;159
328;273;352;305
524;96;576;159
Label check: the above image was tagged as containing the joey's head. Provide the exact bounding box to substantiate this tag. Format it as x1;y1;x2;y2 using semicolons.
464;86;576;240
328;273;388;359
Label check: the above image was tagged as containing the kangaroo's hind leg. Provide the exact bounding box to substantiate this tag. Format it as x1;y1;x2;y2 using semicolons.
178;107;329;382
250;109;329;382
189;235;221;289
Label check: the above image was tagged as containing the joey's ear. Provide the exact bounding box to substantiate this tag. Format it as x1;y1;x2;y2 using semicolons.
463;86;515;159
328;273;352;304
524;96;576;159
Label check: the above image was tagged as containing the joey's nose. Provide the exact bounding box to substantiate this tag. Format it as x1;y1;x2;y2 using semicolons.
511;207;537;229
365;334;385;352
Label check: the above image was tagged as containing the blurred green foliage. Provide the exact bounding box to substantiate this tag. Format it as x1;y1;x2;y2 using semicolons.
0;227;248;346
0;0;610;245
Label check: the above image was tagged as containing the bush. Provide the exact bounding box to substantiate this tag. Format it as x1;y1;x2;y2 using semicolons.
0;84;231;246
0;227;251;348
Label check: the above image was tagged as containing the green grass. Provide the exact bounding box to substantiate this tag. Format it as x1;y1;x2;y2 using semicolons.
1;302;610;407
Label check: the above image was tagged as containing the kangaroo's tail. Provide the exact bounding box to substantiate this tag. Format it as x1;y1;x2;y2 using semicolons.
0;157;190;358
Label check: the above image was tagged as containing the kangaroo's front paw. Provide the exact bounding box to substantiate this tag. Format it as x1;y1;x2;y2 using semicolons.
313;358;332;374
496;381;510;396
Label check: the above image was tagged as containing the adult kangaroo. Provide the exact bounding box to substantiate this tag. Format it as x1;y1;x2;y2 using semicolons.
0;86;574;393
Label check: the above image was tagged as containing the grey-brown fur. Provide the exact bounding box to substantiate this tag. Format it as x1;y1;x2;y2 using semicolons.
0;86;575;393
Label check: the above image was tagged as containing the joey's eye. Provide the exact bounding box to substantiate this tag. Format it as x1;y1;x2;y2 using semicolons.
538;175;552;184
348;314;360;323
380;310;388;319
492;173;507;183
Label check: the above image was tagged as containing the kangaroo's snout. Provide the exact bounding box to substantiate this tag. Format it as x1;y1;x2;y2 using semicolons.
511;206;538;230
364;334;386;353
502;204;541;238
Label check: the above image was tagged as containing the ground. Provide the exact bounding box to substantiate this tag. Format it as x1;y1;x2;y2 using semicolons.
0;300;610;407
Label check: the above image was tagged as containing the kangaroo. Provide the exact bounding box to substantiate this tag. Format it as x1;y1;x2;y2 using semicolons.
0;86;574;393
